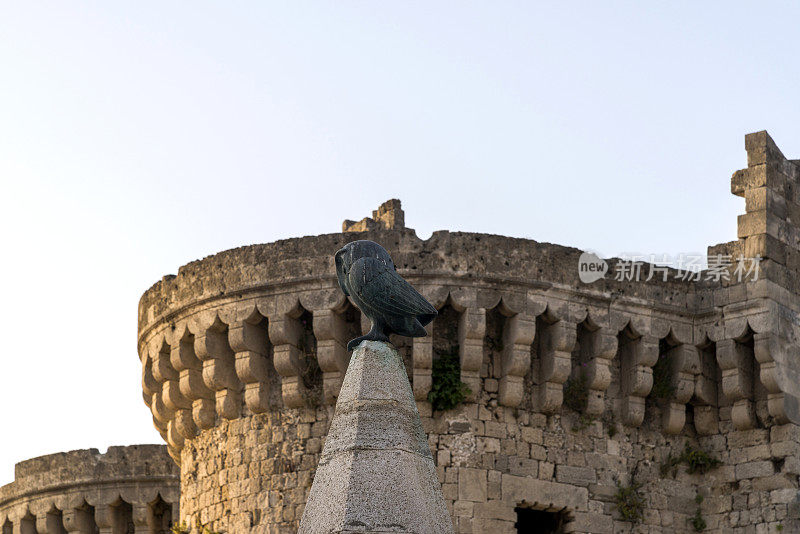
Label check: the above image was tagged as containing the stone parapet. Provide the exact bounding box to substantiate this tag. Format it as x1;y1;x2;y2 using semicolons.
138;230;795;460
0;445;178;534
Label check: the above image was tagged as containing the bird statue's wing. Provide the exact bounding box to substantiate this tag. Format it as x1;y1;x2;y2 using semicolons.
334;250;349;296
349;257;437;319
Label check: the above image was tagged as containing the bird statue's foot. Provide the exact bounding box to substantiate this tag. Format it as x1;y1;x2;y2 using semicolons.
347;331;390;351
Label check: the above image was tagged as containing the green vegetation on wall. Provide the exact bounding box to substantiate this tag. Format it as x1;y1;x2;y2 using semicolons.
614;481;645;523
563;370;589;413
428;351;471;411
691;494;706;532
661;444;721;477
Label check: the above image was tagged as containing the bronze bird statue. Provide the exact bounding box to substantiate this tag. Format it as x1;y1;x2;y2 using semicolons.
335;240;437;351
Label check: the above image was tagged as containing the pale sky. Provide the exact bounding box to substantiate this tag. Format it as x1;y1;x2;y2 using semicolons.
1;2;798;484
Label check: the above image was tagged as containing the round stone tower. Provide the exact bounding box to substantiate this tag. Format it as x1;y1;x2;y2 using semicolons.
140;133;800;534
0;445;178;534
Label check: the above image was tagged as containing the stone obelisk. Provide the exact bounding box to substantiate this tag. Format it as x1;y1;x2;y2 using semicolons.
298;340;453;534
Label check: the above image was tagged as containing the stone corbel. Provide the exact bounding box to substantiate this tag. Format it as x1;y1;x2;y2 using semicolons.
195;317;242;423
150;389;172;426
94;505;113;534
661;344;700;434
167;445;181;466
268;308;308;408
619;334;658;426
229;313;273;413
142;348;175;443
498;313;535;407
157;334;191;436
162;376;191;415
152;414;168;443
132;503;149;534
312;308;351;404
152;339;177;384
458;307;486;402
141;350;159;409
149;339;177;427
582;328;617;415
754;332;791;424
537;319;576;414
167;418;185;452
62;505;95;533
170;325;206;438
35;514;47;534
717;338;756;430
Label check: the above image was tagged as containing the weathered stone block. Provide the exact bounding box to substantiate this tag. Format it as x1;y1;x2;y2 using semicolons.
484;421;507;439
501;474;588;511
745;130;787;167
745;187;788;219
473;500;515;521
745;233;787;264
521;426;543;444
735;461;775;480
458;468;488;503
737;210;787;241
556;465;597;487
453;500;473;517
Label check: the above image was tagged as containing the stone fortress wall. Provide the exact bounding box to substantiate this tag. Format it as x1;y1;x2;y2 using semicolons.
0;445;178;533
135;132;800;533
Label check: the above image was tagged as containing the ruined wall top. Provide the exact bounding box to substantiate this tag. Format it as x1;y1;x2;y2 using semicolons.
721;130;800;301
342;198;406;232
